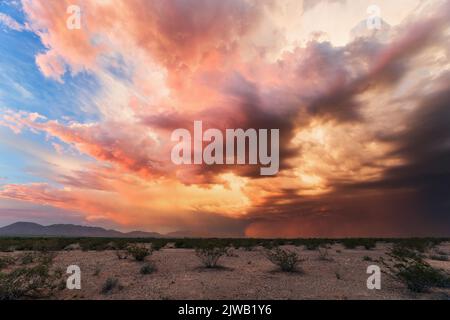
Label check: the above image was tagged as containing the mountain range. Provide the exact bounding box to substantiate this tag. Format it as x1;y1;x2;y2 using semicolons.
0;222;171;238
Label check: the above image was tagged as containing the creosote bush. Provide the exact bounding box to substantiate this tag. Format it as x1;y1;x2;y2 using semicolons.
127;244;152;261
0;256;16;270
140;262;156;275
391;260;450;292
341;239;377;250
20;252;34;265
195;247;226;268
382;245;450;293
101;277;122;295
265;247;300;272
0;252;59;300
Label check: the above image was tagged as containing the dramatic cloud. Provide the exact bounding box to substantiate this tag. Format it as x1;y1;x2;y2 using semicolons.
0;0;449;236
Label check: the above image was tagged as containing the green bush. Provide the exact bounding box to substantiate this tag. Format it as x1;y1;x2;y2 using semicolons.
101;277;122;295
383;245;450;293
0;256;16;270
341;239;377;250
140;262;156;275
265;247;300;272
395;261;450;292
127;244;152;261
304;239;328;250
393;239;435;253
0;259;60;300
390;244;424;261
20;253;34;265
195;247;226;268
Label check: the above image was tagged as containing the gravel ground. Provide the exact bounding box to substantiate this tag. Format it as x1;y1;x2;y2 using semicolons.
2;243;449;300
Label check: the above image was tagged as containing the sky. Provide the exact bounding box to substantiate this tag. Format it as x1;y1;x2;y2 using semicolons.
0;0;449;237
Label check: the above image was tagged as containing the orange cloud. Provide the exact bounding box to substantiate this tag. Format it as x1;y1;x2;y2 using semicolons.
1;0;449;236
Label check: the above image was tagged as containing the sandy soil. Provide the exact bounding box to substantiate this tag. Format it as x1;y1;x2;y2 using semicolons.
2;243;450;300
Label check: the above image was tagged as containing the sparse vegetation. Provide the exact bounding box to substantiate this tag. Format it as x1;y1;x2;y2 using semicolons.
140;262;156;275
304;239;329;251
382;244;450;293
342;239;377;250
265;247;300;272
390;243;424;261
195;247;226;268
20;252;34;265
391;260;450;292
394;238;438;253
0;237;446;252
0;252;59;300
0;256;15;270
0;237;448;299
101;277;122;295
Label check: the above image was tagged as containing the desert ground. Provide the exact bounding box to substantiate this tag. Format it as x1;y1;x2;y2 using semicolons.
1;241;449;300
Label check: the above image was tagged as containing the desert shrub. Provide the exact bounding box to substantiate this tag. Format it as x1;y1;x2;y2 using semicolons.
127;244;152;261
38;252;56;266
101;277;122;295
341;239;377;250
195;247;226;268
342;239;358;249
20;253;34;265
361;239;377;250
382;245;450;293
265;247;300;272
93;265;101;276
0;260;60;300
318;246;332;261
363;256;373;262
392;260;450;292
390;244;424;261
304;239;327;251
150;241;165;251
0;256;15;270
393;239;434;253
18;252;55;267
140;262;156;275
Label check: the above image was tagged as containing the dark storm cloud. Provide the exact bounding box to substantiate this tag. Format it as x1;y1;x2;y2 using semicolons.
243;4;450;237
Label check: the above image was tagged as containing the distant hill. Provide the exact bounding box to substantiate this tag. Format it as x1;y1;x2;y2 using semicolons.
0;222;165;238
